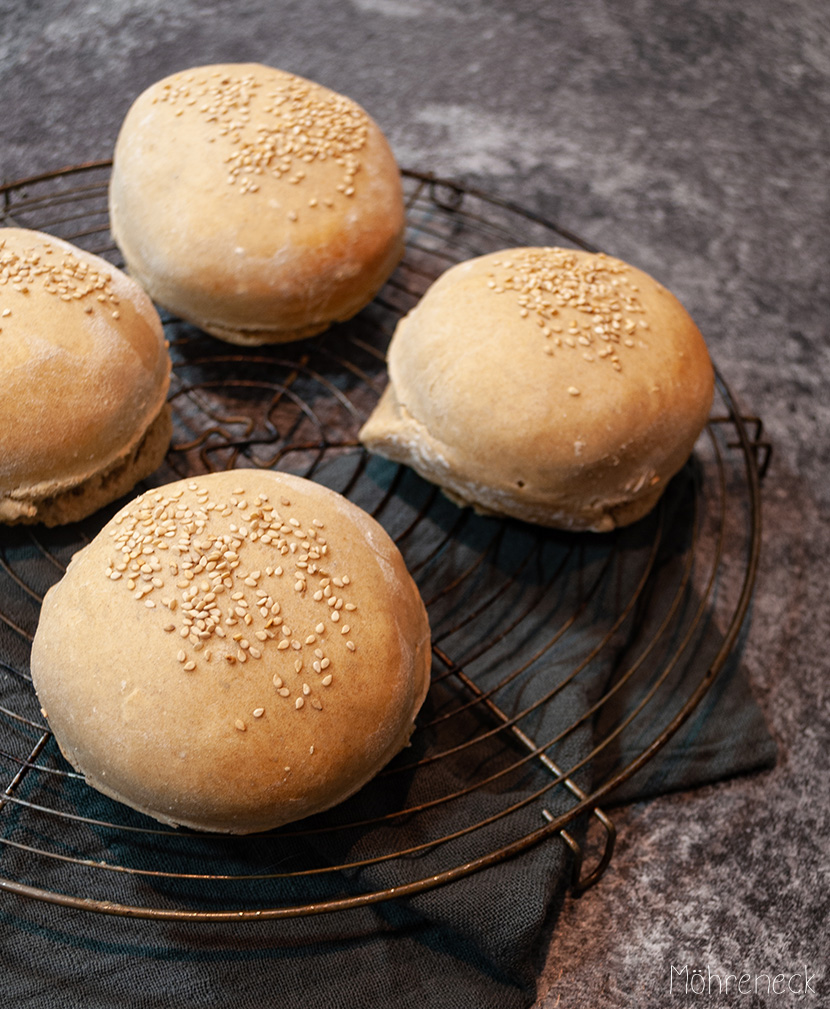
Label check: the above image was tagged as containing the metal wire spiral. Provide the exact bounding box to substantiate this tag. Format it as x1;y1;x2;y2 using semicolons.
0;163;768;919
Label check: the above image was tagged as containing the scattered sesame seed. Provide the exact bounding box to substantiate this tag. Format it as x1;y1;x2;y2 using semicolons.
484;248;645;373
104;480;363;694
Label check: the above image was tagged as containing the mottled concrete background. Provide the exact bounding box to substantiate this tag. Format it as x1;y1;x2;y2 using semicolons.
2;1;828;1005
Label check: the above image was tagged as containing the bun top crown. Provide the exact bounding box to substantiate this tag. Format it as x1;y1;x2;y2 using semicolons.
109;63;405;343
361;247;714;531
0;228;169;498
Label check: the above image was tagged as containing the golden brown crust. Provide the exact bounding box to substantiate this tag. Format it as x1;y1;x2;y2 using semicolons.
0;228;171;525
31;469;431;833
359;247;715;532
109;63;405;344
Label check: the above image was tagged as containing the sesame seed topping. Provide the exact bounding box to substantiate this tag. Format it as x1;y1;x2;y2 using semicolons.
0;239;124;319
165;73;369;205
235;719;246;731
485;248;646;374
103;476;361;719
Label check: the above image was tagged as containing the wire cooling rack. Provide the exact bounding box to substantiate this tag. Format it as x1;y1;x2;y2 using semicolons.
0;162;769;920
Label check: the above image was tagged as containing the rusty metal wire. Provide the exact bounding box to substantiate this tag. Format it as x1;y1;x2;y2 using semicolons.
0;164;766;919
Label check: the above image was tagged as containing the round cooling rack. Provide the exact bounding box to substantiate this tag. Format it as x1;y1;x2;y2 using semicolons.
0;162;770;920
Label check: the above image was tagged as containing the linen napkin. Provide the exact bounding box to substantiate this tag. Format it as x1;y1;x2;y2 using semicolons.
0;456;775;1009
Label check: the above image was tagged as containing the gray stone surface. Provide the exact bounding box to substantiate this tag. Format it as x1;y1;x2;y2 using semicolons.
1;1;828;1005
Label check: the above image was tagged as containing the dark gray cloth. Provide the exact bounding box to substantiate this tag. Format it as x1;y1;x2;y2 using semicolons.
0;458;775;1009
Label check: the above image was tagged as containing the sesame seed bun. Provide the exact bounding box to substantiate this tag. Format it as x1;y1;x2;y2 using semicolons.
109;63;406;345
0;228;171;526
30;469;431;834
359;247;715;532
